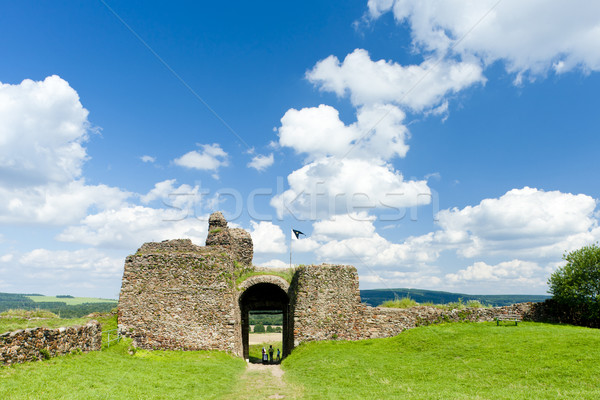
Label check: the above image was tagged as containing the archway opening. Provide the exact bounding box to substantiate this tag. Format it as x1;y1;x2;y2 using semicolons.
240;282;290;362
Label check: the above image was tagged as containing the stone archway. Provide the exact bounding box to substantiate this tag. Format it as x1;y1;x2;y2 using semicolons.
238;275;291;360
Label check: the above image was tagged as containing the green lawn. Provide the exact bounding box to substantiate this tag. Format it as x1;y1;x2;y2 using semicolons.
0;317;92;334
2;321;599;399
282;322;600;399
26;295;116;305
0;339;246;399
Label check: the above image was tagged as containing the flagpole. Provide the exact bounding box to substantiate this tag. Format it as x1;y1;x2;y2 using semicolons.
289;229;292;268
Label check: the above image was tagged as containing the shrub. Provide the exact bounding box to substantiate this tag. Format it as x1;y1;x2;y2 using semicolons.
548;244;600;326
465;300;486;308
380;296;419;308
253;324;265;333
39;348;51;360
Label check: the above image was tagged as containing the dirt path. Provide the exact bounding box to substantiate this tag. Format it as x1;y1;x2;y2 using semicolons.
224;362;303;400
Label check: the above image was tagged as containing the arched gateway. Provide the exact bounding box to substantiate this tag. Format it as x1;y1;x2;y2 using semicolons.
238;275;291;359
118;211;409;358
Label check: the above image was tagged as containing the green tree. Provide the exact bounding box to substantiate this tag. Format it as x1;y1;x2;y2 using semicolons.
253;323;265;333
548;244;600;323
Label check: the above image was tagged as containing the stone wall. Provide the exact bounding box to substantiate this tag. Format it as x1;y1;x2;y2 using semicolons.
289;264;534;345
117;212;538;359
291;264;366;344
356;302;533;340
118;239;243;355
0;321;101;365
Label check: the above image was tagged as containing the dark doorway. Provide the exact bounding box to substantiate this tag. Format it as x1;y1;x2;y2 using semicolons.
239;282;291;361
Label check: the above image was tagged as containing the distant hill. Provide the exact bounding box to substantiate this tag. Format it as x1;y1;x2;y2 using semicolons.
360;288;550;307
0;292;117;318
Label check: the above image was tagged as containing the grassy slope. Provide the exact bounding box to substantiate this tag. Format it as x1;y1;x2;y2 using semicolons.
0;339;246;400
283;322;600;399
26;295;116;305
0;316;92;334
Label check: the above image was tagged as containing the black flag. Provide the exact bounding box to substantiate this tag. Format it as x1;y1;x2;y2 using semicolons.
292;229;305;239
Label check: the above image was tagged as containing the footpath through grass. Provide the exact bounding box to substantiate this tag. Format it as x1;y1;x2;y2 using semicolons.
283;322;600;399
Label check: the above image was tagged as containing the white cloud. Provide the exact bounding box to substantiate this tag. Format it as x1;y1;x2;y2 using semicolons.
0;75;90;186
247;153;274;171
434;187;599;258
0;254;13;263
173;143;228;176
0;75;131;226
19;248;123;277
307;48;485;111
367;0;600;79
140;179;202;211
270;157;430;219
250;221;287;254
57;206;209;249
140;155;156;163
312;212;376;241
316;231;437;267
257;259;290;269
279;103;410;161
444;260;548;292
0;180;130;225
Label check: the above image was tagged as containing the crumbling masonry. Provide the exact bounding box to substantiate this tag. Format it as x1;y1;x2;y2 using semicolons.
118;212;532;359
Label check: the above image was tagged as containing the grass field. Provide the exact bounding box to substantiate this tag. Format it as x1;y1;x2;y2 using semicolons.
2;319;599;399
26;295;116;305
283;322;600;399
0;339;245;399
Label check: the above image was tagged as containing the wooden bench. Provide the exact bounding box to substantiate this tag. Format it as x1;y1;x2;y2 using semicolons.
495;314;522;326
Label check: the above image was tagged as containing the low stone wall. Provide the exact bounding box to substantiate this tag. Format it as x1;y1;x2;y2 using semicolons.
0;321;102;365
358;302;533;340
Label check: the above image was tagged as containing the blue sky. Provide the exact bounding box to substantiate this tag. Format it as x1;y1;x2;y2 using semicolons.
1;1;599;298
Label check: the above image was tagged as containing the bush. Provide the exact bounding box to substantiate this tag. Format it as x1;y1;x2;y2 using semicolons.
381;296;418;308
253;324;265;333
548;244;600;326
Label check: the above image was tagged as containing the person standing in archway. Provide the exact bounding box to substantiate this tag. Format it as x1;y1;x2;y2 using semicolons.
262;346;267;364
269;345;274;363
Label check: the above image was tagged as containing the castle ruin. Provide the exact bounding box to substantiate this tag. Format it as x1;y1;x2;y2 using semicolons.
118;212;531;359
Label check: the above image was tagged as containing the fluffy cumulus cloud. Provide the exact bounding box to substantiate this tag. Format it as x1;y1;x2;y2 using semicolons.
270;157;430;219
173;143;228;177
274;102;430;219
279;103;410;161
250;221;287;254
140;179;203;212
247;153;274;171
307;49;485;111
445;260;544;285
19;248;123;277
0;76;90;186
57;206;209;249
367;0;600;80
0;181;129;225
300;187;599;292
0;76;131;225
434;187;600;259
